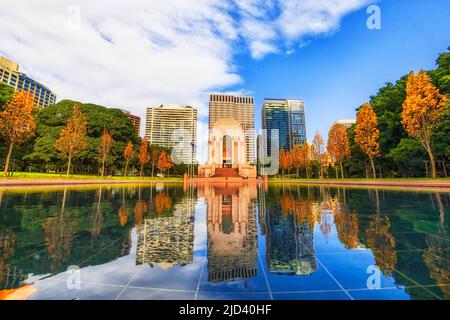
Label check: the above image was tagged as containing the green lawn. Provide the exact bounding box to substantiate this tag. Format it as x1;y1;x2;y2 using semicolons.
0;172;183;181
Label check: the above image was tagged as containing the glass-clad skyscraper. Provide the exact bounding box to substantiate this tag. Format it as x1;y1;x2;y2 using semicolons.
0;56;57;108
262;99;306;155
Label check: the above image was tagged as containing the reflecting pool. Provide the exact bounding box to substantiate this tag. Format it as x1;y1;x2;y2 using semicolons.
0;183;448;300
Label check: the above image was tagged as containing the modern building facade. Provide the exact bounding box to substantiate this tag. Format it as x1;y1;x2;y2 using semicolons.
145;105;197;164
121;110;141;136
0;56;57;108
209;94;256;164
262;99;306;155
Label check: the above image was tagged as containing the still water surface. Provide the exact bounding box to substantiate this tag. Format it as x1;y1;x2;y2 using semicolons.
0;183;448;300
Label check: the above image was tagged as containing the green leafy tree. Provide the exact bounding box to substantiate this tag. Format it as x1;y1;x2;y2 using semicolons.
0;83;13;110
26;100;139;174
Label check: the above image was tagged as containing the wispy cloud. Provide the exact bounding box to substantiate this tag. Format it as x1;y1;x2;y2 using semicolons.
0;0;374;162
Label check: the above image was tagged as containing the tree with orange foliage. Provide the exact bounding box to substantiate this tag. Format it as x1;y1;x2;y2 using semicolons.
366;215;397;275
138;138;151;177
299;142;311;179
355;103;379;178
279;149;292;178
123;141;134;176
54;106;88;176
0;91;37;176
291;145;302;178
150;148;159;178
312;131;325;179
402;70;449;178
327;123;350;179
98;129;114;177
157;150;173;176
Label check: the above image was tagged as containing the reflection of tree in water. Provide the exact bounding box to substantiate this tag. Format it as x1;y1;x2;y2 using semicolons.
334;212;359;249
0;230;27;292
118;188;129;226
155;193;172;215
366;215;397;276
90;188;104;238
134;200;148;228
41;189;78;273
280;195;315;229
423;193;449;299
423;234;449;299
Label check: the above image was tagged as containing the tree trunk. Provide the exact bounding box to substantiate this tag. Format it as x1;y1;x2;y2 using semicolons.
101;156;106;178
319;164;323;179
306;167;310;179
66;155;72;176
151;163;155;178
140;163;144;178
296;168;299;179
425;144;437;178
3;142;14;177
339;162;345;179
124;160;129;177
370;157;376;179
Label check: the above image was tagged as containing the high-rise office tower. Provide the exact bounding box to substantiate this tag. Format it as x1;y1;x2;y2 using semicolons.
145;105;197;164
0;56;57;108
262;99;306;155
209;94;256;164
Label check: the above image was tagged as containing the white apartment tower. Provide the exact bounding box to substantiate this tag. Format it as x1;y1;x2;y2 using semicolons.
145;105;197;164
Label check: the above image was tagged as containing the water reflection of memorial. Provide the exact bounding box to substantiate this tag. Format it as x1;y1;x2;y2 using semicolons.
136;193;196;269
198;183;258;283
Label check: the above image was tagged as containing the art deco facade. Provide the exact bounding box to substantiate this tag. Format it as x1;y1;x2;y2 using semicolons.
0;56;57;108
209;94;256;164
262;99;306;155
145;105;197;164
198;118;257;178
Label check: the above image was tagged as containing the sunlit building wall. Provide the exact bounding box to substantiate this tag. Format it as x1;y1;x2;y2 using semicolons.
145;105;197;164
0;56;57;108
209;94;256;164
121;110;141;136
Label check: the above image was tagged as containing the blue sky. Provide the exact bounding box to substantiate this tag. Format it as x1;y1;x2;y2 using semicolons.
0;0;449;162
225;0;450;141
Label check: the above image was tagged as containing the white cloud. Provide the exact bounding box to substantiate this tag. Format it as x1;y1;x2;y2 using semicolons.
0;0;375;163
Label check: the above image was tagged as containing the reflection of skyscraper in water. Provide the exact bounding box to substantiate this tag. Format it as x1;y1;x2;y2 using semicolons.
136;195;195;269
198;184;258;283
262;195;317;275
